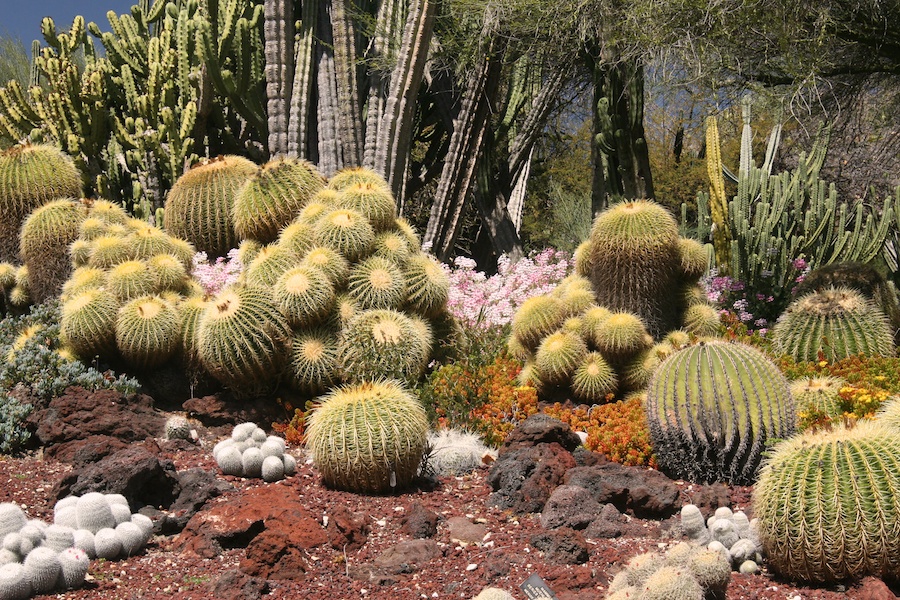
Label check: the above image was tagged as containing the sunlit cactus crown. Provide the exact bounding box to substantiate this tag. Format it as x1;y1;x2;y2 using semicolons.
60;288;119;359
772;286;895;362
753;421;900;583
115;295;181;370
334;182;397;232
326;166;390;191
645;340;795;485
19;198;89;303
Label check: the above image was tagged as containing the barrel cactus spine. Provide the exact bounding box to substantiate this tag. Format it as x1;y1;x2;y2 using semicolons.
289;327;340;393
274;265;336;327
510;295;565;351
334;182;397;232
106;260;156;302
534;331;588;385
60;288;119;359
115;295;181;370
306;378;428;493
243;244;299;288
87;235;135;269
19;198;89;303
337;308;433;383
645;340;795;485
347;255;406;310
326;166;390;192
403;252;450;318
312;208;376;262
301;246;350;287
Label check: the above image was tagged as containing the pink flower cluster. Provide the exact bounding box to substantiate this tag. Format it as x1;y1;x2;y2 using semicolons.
191;249;244;297
443;248;572;329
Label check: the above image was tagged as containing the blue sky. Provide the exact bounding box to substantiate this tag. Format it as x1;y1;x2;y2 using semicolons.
1;1;135;47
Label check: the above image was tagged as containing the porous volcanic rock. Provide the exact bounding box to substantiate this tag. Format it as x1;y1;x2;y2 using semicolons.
500;413;582;452
563;463;680;518
850;577;898;600
529;527;590;564
325;504;369;551
541;484;602;530
182;393;286;428
487;442;576;513
211;569;269;600
399;501;439;538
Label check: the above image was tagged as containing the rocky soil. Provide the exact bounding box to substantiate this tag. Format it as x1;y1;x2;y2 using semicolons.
1;386;896;600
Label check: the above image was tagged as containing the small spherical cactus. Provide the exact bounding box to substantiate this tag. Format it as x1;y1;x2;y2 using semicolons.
403;253;450;317
116;521;147;556
334;182;397;232
60;267;107;302
312;208;376;262
60;288;120;359
571;351;618;402
93;527;122;559
19;198;88;303
372;230;411;264
327;166;389;192
0;561;32;600
115;295;181;370
678;238;710;282
534;331;588;385
72;529;95;558
0;504;27;538
790;376;845;423
87;234;135;269
639;565;704;600
216;446;244;476
623;552;666;587
22;546;61;594
243;244;299;288
261;455;285;482
164;415;193;441
682;303;722;337
242;447;264;478
348;255;406;310
426;429;496;477
511;296;564;351
42;524;75;553
590;311;653;362
277;219;316;256
687;547;731;596
289;327;340;393
75;492;117;533
337;309;432;383
147;253;189;292
301;245;350;286
306;379;429;493
472;588;516;600
274;265;336;327
57;547;89;589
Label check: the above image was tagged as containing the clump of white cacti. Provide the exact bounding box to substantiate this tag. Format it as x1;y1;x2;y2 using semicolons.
212;422;297;482
606;541;732;600
425;429;497;477
51;492;153;561
679;504;762;574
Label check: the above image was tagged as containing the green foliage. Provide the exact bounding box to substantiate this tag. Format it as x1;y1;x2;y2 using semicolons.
753;421;900;583
771;287;895;362
306;379;429;493
645;340;795;485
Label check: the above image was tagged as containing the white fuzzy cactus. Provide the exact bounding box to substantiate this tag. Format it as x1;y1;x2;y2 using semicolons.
42;525;74;553
215;422;293;481
0;561;31;600
679;503;764;574
56;547;89;589
22;546;61;594
0;504;26;539
472;588;516;600
75;493;116;533
93;527;122;560
426;429;497;476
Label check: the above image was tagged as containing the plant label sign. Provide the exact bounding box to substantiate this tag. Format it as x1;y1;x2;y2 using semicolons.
520;573;558;599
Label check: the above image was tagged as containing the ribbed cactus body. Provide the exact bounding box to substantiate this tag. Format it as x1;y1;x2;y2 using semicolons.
147;254;189;292
313;208;375;262
179;296;208;368
373;231;411;264
586;199;682;338
306;379;428;493
164;155;257;257
772;287;895;362
301;246;349;286
88;235;135;269
115;295;181;370
511;296;564;351
645;341;795;485
0;144;82;263
19;198;88;302
0;561;31;600
348;255;406;310
753;421;900;582
790;376;845;421
326;166;390;192
277;220;315;256
403;253;450;317
196;286;291;392
590;311;653;362
233;158;325;244
534;331;587;385
682;303;722;337
274;265;336;327
289;328;339;393
337;309;432;383
571;351;618;402
639;566;703;600
107;260;156;302
60;288;119;359
243;244;299;288
334;182;397;232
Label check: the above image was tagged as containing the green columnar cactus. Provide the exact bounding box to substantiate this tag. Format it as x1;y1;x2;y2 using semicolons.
753;421;900;583
334;182;397;232
115;295;181;370
337;309;432;383
233;157;326;244
163;156;257;257
705;116;731;273
645;340;795;485
196;286;291;393
19;198;89;303
60;288;119;358
305;378;428;493
289;327;339;394
313;207;376;262
0;144;82;263
274;265;336;327
347;255;406;310
585;199;683;338
772;287;895;362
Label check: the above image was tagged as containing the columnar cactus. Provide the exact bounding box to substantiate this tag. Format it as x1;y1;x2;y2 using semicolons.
753;421;900;583
0;144;82;263
306;379;428;493
645;341;795;485
163;156;257;258
772;287;895;362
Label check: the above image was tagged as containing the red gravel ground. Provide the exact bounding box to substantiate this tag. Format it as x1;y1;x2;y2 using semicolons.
0;437;884;600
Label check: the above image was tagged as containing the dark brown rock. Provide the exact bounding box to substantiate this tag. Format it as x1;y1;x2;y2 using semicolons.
850;577;898;600
166;468;232;532
687;482;733;518
183;393;285;428
399;501;439;538
446;516;487;545
211;570;269;600
53;442;180;510
487;443;576;514
500;414;582;453
32;387;166;459
529;527;590;564
541;485;602;530
47;435;130;465
325;504;369;552
374;539;443;573
584;503;626;539
176;484;327;558
563;463;680;518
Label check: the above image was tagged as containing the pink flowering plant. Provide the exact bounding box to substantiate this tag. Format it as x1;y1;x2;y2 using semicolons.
191;249;244;297
701;255;811;332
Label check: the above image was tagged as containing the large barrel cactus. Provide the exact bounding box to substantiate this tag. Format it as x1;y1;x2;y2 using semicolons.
305;379;428;493
19;198;89;303
645;340;795;485
0;144;82;263
753;421;900;583
164;155;257;257
233;157;325;244
772;287;895;362
581;199;684;338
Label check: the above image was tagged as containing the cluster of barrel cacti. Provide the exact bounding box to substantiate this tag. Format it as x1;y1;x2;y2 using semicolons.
644;341;796;485
305;379;429;493
605;541;732;600
0;263;31;315
212;422;297;482
0;493;152;599
508;199;718;402
772;286;895;362
753;420;900;583
679;505;762;574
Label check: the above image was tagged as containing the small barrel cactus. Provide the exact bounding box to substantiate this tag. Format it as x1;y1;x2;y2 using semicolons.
772;287;895;362
334;181;397;232
753;421;900;583
645;341;795;485
306;379;429;493
348;255;406;311
19;198;88;303
115;295;181;370
337;309;432;383
60;288;119;359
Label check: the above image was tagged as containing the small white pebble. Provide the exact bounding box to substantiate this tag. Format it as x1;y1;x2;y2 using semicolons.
466;563;478;571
